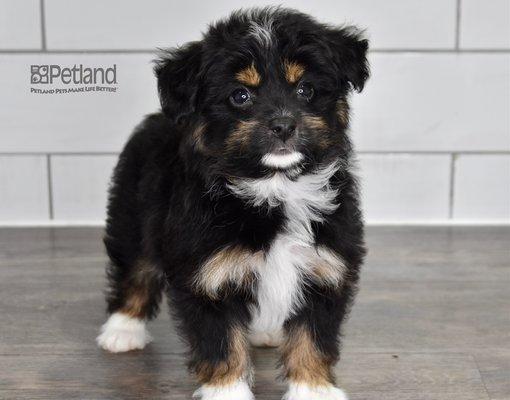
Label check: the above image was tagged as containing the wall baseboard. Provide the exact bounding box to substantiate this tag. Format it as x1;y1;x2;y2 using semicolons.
0;220;106;227
366;219;510;226
0;219;508;228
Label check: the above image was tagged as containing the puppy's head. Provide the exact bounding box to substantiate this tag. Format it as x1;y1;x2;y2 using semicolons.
155;7;369;179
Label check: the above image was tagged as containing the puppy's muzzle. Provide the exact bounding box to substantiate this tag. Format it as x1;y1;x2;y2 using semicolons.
269;116;297;143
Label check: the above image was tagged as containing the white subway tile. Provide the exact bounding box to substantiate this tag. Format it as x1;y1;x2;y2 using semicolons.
308;0;457;50
460;0;510;49
4;53;505;154
0;156;49;222
351;54;510;152
453;155;510;221
51;155;117;221
44;0;455;50
358;154;451;221
0;0;41;49
0;54;159;152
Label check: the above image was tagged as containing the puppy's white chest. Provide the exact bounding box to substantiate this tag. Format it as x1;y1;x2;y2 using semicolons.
225;163;343;336
250;231;312;336
241;164;341;335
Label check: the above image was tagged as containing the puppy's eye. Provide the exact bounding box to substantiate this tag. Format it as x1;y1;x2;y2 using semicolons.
230;88;252;106
297;82;314;101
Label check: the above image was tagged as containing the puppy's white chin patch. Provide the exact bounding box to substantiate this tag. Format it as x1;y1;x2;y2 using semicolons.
261;152;303;169
283;382;349;400
193;379;254;400
96;312;152;353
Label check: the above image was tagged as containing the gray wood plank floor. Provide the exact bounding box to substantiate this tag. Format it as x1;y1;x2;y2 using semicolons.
0;226;508;400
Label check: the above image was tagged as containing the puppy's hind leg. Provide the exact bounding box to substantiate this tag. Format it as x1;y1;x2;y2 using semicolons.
97;259;165;353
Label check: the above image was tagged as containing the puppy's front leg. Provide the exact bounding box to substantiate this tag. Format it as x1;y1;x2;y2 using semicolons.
281;283;356;400
172;290;254;400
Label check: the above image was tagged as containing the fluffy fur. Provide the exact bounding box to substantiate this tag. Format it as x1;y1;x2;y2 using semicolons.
193;380;254;400
98;6;368;399
283;383;348;400
96;312;152;353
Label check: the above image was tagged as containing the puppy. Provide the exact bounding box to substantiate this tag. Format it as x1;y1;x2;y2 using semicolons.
97;7;368;400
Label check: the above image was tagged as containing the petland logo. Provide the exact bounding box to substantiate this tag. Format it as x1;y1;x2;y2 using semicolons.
30;64;118;94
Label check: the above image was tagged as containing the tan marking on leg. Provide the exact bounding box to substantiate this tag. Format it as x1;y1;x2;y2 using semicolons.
194;245;263;298
119;260;161;319
225;120;258;154
309;246;348;287
236;63;261;87
336;98;350;126
196;326;251;386
283;60;305;84
281;325;335;387
120;288;148;319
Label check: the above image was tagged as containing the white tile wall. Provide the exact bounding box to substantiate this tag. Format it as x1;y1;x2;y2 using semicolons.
51;155;117;221
0;54;159;152
0;1;508;225
358;154;451;221
0;0;41;50
44;0;456;50
453;155;510;221
351;53;510;152
0;156;49;222
3;53;507;154
460;0;510;49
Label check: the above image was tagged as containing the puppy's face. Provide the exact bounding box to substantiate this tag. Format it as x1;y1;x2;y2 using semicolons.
155;8;369;179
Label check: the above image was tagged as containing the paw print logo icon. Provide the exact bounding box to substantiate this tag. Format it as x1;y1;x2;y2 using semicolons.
31;65;49;84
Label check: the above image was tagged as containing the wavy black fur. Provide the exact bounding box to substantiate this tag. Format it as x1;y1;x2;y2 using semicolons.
103;6;368;391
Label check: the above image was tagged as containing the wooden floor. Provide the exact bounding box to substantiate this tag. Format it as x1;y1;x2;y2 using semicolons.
0;227;508;400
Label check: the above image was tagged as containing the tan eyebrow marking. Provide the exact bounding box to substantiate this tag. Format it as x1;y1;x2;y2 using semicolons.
236;63;261;87
284;60;305;84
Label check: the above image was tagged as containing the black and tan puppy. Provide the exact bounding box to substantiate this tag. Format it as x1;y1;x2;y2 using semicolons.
97;7;368;400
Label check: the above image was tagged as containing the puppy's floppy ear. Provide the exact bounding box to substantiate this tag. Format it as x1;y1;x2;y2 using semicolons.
324;27;369;92
154;41;203;124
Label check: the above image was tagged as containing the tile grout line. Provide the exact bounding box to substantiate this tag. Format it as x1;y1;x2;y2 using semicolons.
1;0;508;56
0;152;119;156
46;154;54;220
370;48;510;54
357;151;510;155
39;0;47;51
455;0;462;50
449;153;458;219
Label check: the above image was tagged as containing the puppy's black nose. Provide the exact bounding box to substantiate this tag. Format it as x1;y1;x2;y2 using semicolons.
269;117;297;142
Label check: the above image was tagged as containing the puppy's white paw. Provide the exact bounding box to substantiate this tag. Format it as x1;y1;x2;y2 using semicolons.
193;379;254;400
283;382;348;400
96;312;151;353
248;330;283;347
